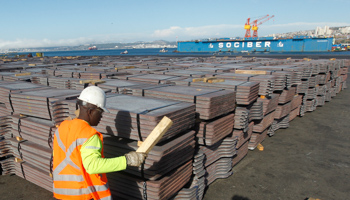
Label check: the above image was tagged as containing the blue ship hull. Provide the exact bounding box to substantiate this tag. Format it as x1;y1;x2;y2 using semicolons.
177;36;334;53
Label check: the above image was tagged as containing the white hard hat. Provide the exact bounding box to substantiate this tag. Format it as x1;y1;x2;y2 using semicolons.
78;86;109;113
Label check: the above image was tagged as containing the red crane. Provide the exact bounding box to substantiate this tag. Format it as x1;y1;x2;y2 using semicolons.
244;14;274;38
244;18;252;38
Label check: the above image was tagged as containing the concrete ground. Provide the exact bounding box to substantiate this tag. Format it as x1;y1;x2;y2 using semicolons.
0;78;349;200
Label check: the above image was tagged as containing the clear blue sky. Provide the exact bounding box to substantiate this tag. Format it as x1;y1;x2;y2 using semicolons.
1;0;349;49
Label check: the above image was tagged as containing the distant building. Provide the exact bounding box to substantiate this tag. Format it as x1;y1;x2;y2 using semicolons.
315;26;332;36
339;27;350;34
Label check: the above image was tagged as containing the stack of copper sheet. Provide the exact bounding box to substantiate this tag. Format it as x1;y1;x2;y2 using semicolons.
0;156;15;175
95;94;196;142
278;87;297;104
117;67;163;74
103;130;195;181
290;95;303;111
253;111;276;133
161;70;213;78
66;78;86;90
99;79;169;96
188;67;233;73
257;94;280;116
10;115;55;148
249;66;293;88
268;115;290;136
173;176;205;200
30;74;49;85
140;85;236;120
0;115;12;139
54;69;77;78
250;101;264;121
173;149;206;200
282;67;304;85
232;121;254;149
200;135;237;166
232;141;249;166
79;71;102;79
0;81;49;113
0;103;11;116
308;76;318;88
124;74;181;84
0;72;16;80
0;135;12;158
196;113;235;146
249;75;276;96
289;106;300;122
234;102;263;130
248;128;268;150
201;135;237;185
10;88;81;120
9;138;52;192
189;80;259;105
317;73;331;85
98;79;153;93
317;85;327;96
234;106;249;131
1;74;32;82
214;73;254;81
325;83;333;102
107;160;193;199
47;77;70;89
297;80;309;94
306;87;317;100
274;71;293;89
205;157;233;185
305;99;317;112
274;102;292;119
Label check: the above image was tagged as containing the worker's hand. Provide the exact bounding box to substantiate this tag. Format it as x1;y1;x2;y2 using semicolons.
125;151;147;167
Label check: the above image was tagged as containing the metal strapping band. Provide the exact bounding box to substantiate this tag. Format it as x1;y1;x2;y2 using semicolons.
17;118;22;138
8;94;14;113
46;97;52;120
140;162;146;180
194;185;199;200
143;181;147;200
203;123;207;146
193;89;225;104
136;101;181;141
136;114;143;142
48;127;53;149
17;141;23;160
50;154;53;180
20;162;26;179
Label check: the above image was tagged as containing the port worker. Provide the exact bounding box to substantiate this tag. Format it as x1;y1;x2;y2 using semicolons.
52;86;147;200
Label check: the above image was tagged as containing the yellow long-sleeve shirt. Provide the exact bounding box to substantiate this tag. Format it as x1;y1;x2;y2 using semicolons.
81;134;127;174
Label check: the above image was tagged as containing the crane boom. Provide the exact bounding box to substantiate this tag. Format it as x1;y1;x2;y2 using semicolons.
244;14;274;38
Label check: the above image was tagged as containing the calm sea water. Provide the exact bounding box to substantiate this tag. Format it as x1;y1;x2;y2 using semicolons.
10;48;350;58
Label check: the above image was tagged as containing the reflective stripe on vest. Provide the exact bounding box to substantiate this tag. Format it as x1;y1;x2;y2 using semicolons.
53;128;85;182
53;185;111;196
100;196;113;200
53;128;111;198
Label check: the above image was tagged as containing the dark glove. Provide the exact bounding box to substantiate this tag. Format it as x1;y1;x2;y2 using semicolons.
125;151;147;167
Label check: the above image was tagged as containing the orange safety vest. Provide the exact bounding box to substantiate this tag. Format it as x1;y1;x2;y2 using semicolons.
53;119;112;200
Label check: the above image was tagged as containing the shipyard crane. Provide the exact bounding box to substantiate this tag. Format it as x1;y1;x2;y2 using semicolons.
244;18;252;38
244;14;274;38
252;15;274;37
